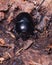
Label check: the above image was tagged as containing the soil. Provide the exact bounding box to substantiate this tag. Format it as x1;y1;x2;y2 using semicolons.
0;0;52;65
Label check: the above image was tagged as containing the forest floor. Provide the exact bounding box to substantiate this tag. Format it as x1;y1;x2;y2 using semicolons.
0;0;52;65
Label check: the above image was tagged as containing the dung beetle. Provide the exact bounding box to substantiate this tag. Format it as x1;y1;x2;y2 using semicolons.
13;12;39;40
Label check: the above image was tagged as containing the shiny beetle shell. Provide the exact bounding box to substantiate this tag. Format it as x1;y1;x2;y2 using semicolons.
15;12;34;34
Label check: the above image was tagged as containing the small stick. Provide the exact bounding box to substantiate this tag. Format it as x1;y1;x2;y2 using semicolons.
15;48;24;55
36;0;45;11
6;31;15;38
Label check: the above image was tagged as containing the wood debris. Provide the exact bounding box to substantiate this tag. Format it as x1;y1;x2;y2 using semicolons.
0;57;4;63
0;38;5;45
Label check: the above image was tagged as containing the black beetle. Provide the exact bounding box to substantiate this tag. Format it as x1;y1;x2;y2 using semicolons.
12;12;34;40
16;13;34;33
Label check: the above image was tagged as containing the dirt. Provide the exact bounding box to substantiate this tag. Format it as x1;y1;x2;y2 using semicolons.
0;0;52;65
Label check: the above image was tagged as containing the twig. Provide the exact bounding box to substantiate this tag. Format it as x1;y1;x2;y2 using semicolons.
36;0;45;11
6;31;15;38
29;60;42;65
15;48;23;55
